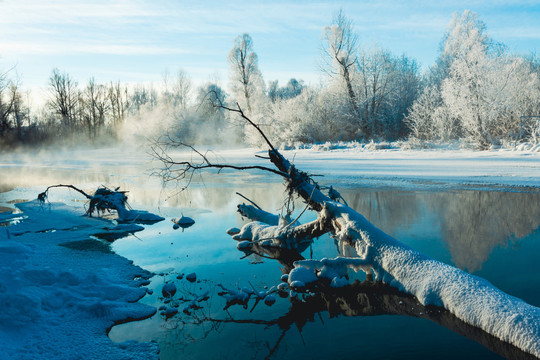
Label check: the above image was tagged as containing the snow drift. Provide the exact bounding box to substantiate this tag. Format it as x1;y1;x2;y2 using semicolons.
0;200;159;359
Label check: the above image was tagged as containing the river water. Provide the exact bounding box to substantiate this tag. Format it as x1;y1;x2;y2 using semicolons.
1;148;539;359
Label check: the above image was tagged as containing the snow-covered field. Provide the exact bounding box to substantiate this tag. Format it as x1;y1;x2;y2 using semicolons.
1;145;540;359
278;146;540;190
154;145;540;190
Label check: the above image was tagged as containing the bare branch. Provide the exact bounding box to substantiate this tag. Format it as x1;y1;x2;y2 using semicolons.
150;136;288;191
235;192;262;210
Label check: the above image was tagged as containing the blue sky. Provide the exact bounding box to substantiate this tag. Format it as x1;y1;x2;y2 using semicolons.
1;0;539;97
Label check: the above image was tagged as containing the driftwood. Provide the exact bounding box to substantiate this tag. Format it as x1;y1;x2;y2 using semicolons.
37;185;164;223
152;103;540;358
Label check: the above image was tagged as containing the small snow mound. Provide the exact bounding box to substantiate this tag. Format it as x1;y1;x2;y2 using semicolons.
290;280;305;289
226;227;240;235
277;283;288;291
237;241;253;251
172;215;195;229
264;295;276;306
288;266;318;286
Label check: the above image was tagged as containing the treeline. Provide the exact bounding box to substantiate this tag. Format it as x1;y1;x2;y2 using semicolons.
407;11;540;148
1;10;539;150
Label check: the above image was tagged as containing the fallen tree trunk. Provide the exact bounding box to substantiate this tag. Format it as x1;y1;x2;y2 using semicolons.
153;104;540;358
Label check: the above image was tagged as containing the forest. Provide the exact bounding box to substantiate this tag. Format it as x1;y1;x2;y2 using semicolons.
1;10;539;151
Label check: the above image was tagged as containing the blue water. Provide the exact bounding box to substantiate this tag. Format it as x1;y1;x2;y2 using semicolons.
109;185;540;360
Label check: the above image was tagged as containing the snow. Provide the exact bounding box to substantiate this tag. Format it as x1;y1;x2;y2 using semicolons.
277;147;540;190
330;276;349;288
183;146;540;191
0;200;159;359
237;240;253;250
2;146;540;358
226;227;240;235
292;200;540;357
171;214;195;228
264;294;276;306
288;266;318;286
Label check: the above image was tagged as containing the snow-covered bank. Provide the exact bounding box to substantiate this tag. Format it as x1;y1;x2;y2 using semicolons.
277;147;540;190
0;201;159;359
2;145;540;192
150;145;540;191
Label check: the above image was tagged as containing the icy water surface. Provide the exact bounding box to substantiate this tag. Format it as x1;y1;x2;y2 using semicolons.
107;184;540;360
1;150;539;360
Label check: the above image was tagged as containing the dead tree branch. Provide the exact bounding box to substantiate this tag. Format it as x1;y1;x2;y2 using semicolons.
150;134;288;191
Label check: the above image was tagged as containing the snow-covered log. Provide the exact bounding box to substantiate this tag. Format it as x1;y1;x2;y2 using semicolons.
154;104;540;357
264;147;540;357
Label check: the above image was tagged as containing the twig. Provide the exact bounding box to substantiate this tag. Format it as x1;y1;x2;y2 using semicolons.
236;192;262;210
38;184;92;202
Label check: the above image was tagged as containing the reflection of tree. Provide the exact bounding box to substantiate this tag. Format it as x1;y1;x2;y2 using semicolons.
158;246;535;360
343;190;423;236
343;189;540;273
182;280;534;360
240;242;306;274
431;191;540;272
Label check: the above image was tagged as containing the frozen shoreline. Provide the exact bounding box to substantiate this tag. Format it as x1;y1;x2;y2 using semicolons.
160;146;540;191
1;146;540;359
0;201;160;360
2;145;540;191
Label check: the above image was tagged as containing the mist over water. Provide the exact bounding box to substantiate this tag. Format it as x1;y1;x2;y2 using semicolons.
1;148;539;359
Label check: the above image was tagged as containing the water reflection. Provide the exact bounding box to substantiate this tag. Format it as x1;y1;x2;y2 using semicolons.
201;281;534;360
430;191;540;272
344;189;540;273
110;242;534;360
217;244;537;360
3;152;540;358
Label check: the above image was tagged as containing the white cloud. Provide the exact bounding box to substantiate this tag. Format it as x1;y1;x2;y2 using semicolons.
0;41;194;56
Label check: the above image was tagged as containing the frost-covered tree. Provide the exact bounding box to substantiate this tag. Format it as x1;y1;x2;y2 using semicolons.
407;10;540;147
268;84;359;145
321;11;420;141
350;46;421;140
0;71;17;137
441;11;540;147
108;81;129;128
228;33;264;114
440;11;500;147
162;69;192;110
267;78;305;103
321;10;361;132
